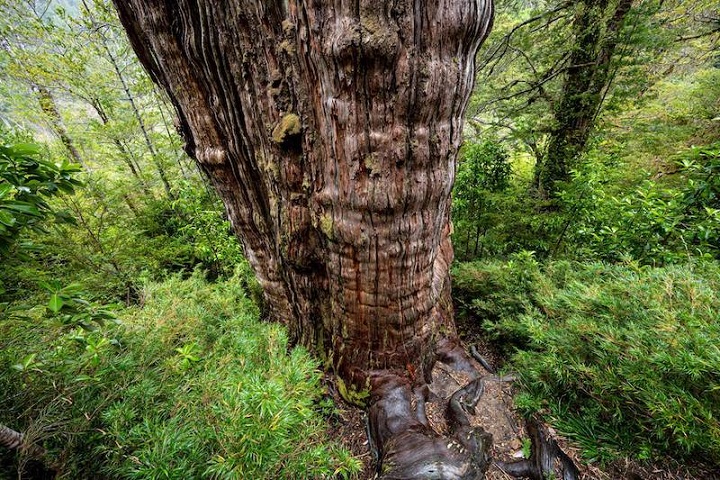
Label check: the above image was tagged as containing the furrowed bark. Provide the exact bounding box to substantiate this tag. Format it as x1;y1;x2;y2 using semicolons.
113;0;492;393
112;1;494;476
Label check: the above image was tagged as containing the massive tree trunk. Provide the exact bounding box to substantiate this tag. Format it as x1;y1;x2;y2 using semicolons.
113;1;494;477
536;0;634;197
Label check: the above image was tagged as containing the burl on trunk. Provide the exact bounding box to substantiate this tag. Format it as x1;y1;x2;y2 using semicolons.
113;1;494;477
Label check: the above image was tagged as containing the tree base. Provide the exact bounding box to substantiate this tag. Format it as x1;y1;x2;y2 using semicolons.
367;339;492;479
365;338;579;480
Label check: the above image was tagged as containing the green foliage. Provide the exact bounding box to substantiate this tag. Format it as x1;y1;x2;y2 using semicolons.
6;179;244;304
0;140;80;256
456;140;512;193
0;0;211;301
676;142;720;249
454;258;720;464
0;0;717;476
137;182;244;279
555;143;720;263
39;280;120;331
0;272;360;479
450;138;720;265
451;147;572;260
453;139;515;259
471;0;718;166
453;251;540;343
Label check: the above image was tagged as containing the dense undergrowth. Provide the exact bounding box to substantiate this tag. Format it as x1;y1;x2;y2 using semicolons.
454;256;720;465
0;271;360;479
449;64;720;469
454;69;720;264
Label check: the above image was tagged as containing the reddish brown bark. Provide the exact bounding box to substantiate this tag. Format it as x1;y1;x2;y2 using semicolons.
113;1;495;477
113;0;492;390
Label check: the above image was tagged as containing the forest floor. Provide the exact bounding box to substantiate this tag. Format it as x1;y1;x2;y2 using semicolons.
326;335;587;480
326;312;720;480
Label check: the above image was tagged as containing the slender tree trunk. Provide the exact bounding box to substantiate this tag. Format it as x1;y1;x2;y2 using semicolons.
536;0;634;197
90;98;154;196
81;0;174;198
123;194;140;216
35;85;87;169
105;44;174;198
153;88;192;180
114;1;494;477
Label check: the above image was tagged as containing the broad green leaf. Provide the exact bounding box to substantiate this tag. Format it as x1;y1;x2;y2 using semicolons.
48;293;64;313
0;210;16;226
4;203;41;215
8;143;41;157
0;184;12;198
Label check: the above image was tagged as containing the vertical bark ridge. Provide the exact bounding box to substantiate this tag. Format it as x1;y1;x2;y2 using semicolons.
292;0;493;388
113;0;493;393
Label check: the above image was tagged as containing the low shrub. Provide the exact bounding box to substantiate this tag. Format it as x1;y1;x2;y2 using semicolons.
0;270;360;479
453;257;720;464
557;143;720;264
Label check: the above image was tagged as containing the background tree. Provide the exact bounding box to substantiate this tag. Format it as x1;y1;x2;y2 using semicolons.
539;0;634;195
453;139;512;260
471;0;720;197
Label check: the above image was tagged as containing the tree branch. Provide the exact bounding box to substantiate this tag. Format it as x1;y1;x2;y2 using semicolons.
675;26;720;42
478;2;573;76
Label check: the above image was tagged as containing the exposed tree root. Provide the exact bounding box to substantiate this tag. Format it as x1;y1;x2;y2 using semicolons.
0;424;44;458
497;419;580;480
367;339;492;479
365;339;580;480
469;345;496;375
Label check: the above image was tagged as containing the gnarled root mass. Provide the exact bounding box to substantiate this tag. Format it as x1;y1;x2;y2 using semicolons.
366;339;579;480
367;340;492;479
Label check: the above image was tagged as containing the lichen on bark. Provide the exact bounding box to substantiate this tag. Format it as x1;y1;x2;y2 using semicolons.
271;113;301;145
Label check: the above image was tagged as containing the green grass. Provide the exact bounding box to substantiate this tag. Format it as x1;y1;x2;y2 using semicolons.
0;270;360;479
454;256;720;465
